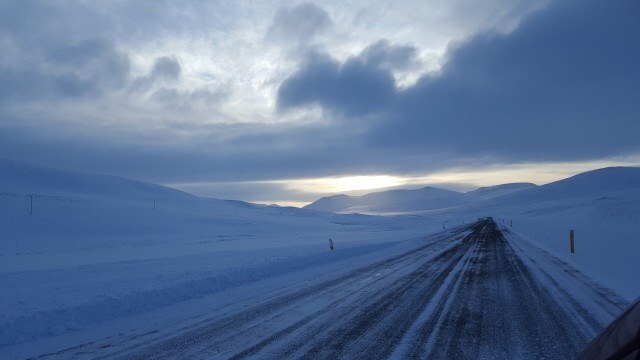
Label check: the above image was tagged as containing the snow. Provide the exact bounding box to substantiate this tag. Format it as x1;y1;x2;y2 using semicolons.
466;182;537;199
305;182;541;214
440;167;640;300
0;159;438;352
1;159;639;357
304;186;475;214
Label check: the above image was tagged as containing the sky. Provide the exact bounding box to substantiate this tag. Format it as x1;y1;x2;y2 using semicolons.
0;0;639;206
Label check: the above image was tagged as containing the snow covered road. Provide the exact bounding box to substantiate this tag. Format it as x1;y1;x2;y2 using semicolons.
97;218;626;360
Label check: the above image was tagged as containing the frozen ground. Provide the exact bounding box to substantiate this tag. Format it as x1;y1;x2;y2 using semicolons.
1;219;627;359
1;160;638;358
118;219;626;359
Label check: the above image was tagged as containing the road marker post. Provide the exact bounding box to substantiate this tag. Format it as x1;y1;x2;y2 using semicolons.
570;229;575;253
329;238;334;250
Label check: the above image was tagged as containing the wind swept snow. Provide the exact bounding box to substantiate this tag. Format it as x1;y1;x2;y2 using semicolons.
0;160;637;359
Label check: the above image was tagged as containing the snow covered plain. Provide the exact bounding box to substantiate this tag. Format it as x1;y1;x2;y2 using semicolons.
1;159;638;358
0;159;438;357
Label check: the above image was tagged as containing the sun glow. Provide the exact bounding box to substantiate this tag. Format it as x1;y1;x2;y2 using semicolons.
170;157;640;207
282;175;405;194
325;176;405;192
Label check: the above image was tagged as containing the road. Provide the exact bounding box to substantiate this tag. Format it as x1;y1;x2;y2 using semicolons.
107;218;626;359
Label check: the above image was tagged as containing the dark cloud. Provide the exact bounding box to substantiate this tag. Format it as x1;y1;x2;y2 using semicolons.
0;38;130;103
266;3;332;46
0;111;451;186
277;52;396;116
0;0;131;103
278;0;640;161
277;40;419;116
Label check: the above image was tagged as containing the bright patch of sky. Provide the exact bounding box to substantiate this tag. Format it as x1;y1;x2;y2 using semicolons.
171;156;640;206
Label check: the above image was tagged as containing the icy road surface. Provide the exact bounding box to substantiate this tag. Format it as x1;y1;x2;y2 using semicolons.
97;218;624;360
33;218;626;359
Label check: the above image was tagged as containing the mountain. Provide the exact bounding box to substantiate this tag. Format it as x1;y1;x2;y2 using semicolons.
304;187;475;214
306;168;640;214
467;183;537;200
484;167;640;207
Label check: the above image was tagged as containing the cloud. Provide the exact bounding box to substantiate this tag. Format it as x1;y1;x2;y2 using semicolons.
1;0;638;205
277;40;421;116
46;39;131;90
130;56;181;93
359;40;418;71
151;56;181;81
0;0;131;103
0;38;130;103
277;51;397;116
266;3;332;46
151;87;228;112
278;0;640;162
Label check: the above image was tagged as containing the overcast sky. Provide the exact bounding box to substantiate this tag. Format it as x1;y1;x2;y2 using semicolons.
1;0;639;205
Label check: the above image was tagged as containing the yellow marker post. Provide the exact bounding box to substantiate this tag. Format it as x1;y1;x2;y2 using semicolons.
570;229;575;253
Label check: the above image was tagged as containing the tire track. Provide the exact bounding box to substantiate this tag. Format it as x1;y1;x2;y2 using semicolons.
401;219;603;359
118;226;474;359
109;218;622;360
230;221;489;359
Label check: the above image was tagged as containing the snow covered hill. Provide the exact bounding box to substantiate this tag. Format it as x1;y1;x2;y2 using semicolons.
466;182;537;200
305;182;541;214
304;186;475;214
485;167;640;207
0;158;194;201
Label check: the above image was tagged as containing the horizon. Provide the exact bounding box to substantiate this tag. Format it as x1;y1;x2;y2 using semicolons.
174;159;640;206
6;156;639;208
1;0;638;206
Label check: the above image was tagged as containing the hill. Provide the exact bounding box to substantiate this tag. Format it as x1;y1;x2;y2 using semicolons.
0;158;193;201
485;167;640;207
304;186;474;214
467;182;537;199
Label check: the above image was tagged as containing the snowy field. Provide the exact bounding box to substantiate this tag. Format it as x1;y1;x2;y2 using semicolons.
0;159;441;356
1;159;639;358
